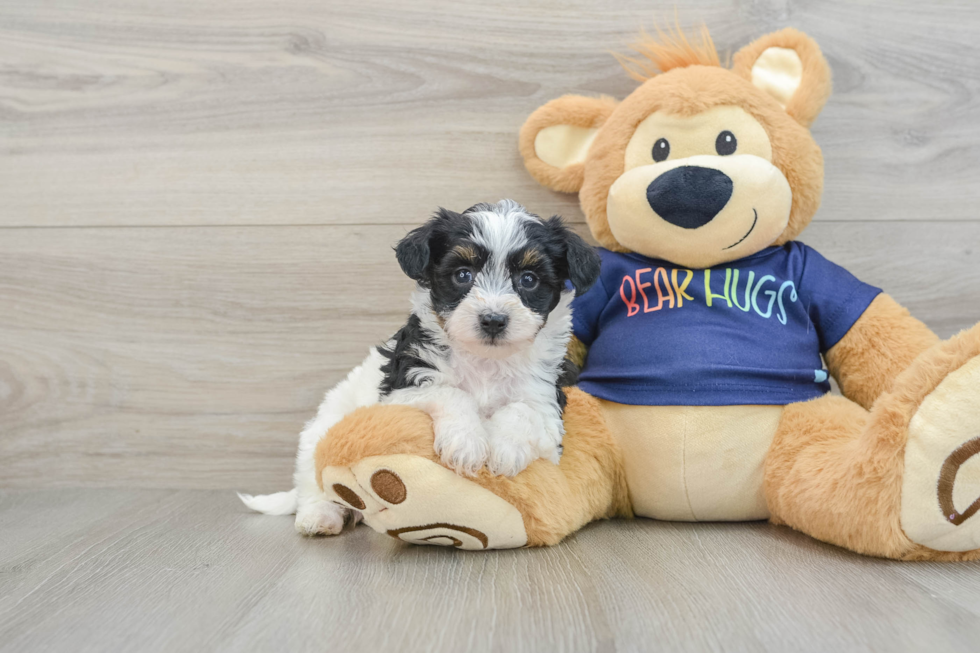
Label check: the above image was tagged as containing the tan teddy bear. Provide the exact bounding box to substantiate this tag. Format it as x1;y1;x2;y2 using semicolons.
315;27;980;560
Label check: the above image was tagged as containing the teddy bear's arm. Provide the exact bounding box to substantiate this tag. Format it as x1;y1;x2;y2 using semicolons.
824;293;939;410
566;335;589;369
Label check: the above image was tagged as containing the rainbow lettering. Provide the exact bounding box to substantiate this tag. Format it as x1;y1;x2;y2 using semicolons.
617;264;799;324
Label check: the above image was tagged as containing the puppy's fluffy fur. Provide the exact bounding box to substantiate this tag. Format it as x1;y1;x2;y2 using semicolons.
240;200;600;535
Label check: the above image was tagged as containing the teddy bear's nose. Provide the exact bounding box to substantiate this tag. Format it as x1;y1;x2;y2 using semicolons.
646;166;733;229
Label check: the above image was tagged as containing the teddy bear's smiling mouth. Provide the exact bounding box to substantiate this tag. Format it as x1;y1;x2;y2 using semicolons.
723;209;758;251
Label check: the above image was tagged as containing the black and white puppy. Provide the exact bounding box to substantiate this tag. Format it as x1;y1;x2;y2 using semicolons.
240;200;600;536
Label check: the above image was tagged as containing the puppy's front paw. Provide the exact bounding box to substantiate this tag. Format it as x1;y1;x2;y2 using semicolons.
433;414;490;476
295;500;350;536
486;404;557;477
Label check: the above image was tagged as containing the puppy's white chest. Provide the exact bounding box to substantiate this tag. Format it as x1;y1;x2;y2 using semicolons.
450;360;527;417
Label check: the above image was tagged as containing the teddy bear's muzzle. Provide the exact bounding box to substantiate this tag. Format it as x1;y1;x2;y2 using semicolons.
646;165;734;229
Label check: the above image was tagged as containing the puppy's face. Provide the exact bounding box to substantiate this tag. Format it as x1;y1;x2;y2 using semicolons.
396;200;600;358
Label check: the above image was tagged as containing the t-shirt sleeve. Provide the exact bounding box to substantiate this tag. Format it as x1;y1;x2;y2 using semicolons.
799;244;882;352
570;274;609;347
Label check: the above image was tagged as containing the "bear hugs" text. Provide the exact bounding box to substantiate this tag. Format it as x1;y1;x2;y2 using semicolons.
619;267;799;325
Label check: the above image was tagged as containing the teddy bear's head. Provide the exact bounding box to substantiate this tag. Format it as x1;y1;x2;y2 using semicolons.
520;27;831;268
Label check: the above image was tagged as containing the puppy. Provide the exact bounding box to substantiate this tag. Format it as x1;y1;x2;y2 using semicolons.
239;200;600;535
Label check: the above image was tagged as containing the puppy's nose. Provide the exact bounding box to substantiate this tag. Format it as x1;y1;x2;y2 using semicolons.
646;165;733;229
479;313;509;337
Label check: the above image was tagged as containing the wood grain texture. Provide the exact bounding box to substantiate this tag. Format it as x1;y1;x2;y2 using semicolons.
0;489;979;653
2;0;980;227
1;221;978;489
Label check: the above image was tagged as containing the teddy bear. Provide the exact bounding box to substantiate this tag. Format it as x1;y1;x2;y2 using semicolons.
313;27;980;560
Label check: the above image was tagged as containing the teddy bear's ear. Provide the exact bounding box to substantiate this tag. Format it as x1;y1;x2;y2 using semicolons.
519;95;619;193
731;28;832;128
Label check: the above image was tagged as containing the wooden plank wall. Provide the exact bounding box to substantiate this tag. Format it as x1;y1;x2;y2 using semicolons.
2;0;979;489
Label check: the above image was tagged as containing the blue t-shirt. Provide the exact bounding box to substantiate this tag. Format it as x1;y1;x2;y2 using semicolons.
571;243;881;406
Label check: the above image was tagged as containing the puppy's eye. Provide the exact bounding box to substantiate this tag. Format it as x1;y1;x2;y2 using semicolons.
716;131;737;156
518;272;539;290
652;138;670;162
453;268;473;285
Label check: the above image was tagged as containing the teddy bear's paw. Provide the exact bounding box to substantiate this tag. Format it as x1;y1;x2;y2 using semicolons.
901;352;980;552
321;455;527;550
432;413;490;476
294;499;349;536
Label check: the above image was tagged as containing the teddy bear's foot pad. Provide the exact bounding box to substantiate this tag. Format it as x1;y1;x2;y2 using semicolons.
322;455;527;550
902;355;980;552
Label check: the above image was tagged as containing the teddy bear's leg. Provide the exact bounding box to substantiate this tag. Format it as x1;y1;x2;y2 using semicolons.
766;323;980;560
315;388;631;549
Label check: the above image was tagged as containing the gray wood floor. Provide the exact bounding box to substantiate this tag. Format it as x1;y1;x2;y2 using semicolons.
2;489;980;653
2;0;980;651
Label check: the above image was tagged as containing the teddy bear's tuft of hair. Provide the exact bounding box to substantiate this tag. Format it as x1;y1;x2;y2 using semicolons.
614;23;720;82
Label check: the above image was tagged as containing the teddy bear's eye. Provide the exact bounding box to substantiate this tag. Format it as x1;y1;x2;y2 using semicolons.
716;131;737;156
652;138;670;162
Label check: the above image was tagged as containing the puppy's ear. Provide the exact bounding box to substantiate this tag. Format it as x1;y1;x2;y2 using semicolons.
395;221;435;282
547;216;601;294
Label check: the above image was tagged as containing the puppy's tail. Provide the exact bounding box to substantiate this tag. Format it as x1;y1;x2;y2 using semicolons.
237;488;297;515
